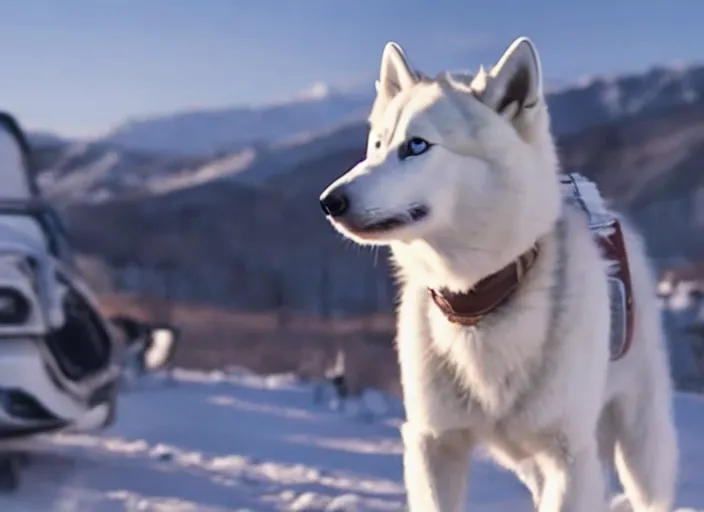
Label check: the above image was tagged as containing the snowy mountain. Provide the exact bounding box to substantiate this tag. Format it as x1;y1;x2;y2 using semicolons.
26;62;704;206
101;84;373;157
548;63;704;135
1;368;703;511
26;131;69;148
84;63;704;159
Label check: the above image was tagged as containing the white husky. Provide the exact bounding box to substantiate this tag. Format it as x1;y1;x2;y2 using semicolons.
319;37;678;511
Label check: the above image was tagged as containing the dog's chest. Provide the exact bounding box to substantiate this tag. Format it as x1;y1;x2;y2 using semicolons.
423;304;545;425
396;289;528;431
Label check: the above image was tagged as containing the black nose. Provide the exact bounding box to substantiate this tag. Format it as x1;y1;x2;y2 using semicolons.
320;190;350;218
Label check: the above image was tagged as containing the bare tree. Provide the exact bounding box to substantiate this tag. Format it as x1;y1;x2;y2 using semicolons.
270;269;288;329
319;251;332;321
685;322;704;390
134;231;182;323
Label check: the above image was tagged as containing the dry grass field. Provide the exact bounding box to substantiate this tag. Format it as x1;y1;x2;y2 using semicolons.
98;292;401;395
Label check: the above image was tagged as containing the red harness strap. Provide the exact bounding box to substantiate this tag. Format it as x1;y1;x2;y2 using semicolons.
597;220;635;361
429;220;635;361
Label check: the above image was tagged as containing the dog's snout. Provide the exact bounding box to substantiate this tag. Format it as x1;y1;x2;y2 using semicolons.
320;189;350;218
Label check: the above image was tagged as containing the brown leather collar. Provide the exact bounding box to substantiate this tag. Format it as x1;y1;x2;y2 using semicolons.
429;245;539;326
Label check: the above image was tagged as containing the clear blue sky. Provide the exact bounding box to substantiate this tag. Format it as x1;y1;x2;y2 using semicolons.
0;0;701;138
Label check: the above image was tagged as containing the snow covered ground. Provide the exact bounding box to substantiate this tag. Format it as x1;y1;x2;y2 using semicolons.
1;368;703;511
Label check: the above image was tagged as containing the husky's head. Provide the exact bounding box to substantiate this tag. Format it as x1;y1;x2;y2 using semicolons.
320;37;562;290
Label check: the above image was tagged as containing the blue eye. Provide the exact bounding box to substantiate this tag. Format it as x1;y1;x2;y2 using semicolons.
399;137;432;160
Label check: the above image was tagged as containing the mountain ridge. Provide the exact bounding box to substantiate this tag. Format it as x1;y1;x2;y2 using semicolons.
27;61;704;160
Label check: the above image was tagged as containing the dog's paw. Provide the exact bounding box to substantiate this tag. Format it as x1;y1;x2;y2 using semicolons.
609;493;633;512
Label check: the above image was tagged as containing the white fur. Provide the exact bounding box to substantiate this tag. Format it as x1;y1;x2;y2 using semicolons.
320;37;679;511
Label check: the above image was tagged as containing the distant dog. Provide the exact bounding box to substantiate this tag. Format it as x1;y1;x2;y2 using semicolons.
327;349;349;404
320;37;678;511
111;315;179;381
111;315;151;376
314;349;349;409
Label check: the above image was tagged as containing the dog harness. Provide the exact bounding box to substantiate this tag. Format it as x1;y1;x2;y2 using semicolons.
429;173;635;361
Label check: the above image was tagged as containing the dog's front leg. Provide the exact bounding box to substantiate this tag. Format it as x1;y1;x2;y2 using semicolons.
401;422;473;512
536;441;608;512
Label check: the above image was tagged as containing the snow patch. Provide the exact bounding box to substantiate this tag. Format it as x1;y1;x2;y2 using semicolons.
297;82;333;101
0;368;700;511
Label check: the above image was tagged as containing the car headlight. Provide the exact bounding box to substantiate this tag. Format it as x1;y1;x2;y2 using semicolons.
0;254;38;286
0;287;30;324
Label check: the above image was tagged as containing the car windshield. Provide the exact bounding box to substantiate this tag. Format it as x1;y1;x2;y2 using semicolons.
0;114;73;264
0;115;34;201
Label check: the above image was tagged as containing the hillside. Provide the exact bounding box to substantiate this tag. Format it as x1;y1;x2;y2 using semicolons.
56;104;704;317
61;146;391;315
559;99;704;263
33;123;368;204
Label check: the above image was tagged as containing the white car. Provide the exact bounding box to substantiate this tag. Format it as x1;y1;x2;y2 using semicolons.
0;113;123;489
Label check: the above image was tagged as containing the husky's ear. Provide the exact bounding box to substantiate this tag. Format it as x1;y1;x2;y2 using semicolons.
473;37;543;120
377;42;418;101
